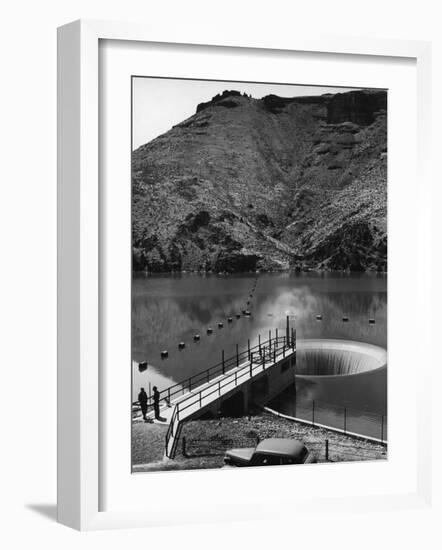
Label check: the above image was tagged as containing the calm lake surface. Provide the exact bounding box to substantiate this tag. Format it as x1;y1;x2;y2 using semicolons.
132;272;387;420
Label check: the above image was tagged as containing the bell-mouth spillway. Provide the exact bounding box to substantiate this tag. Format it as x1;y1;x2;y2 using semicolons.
295;339;387;378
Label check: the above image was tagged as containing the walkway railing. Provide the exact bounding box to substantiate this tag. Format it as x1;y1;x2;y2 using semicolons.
132;329;296;413
165;335;295;458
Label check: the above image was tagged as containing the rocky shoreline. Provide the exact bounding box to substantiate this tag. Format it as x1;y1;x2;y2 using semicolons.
133;267;387;276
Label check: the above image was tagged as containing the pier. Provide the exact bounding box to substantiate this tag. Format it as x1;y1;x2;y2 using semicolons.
135;333;297;458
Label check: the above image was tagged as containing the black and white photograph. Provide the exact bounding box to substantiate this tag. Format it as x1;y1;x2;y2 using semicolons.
131;77;388;473
3;0;439;542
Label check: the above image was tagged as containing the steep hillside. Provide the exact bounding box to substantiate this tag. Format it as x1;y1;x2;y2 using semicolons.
132;89;387;272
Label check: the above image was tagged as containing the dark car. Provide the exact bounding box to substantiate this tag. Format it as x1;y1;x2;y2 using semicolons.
223;438;316;467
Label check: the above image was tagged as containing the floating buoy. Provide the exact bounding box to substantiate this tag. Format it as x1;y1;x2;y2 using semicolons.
161;350;169;358
236;313;241;319
178;342;186;349
316;315;322;321
138;361;148;372
207;327;213;334
245;310;251;316
342;317;349;322
369;318;376;324
228;317;233;323
193;334;200;341
267;313;273;317
218;322;224;328
247;301;250;305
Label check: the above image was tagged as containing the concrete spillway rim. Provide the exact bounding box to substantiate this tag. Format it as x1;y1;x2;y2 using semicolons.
295;338;387;379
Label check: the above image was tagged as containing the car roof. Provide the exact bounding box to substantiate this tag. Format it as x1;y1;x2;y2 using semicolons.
255;438;306;457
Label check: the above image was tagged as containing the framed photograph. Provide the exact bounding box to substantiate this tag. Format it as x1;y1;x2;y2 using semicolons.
57;19;432;530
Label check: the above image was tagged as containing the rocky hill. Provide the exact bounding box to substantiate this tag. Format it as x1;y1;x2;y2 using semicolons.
132;89;387;272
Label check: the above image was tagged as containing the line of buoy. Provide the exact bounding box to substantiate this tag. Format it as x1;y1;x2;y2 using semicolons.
158;306;377;362
242;274;258;318
312;314;375;324
157;275;261;361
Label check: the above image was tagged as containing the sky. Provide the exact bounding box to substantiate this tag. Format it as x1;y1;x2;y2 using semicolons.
132;77;361;150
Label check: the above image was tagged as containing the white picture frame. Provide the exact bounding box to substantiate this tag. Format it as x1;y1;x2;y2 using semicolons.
57;19;432;531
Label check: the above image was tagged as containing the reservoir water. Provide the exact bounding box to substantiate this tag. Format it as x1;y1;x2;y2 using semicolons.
132;272;387;431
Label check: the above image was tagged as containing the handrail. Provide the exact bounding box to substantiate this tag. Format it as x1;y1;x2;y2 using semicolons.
164;337;295;457
134;335;294;411
176;340;291;416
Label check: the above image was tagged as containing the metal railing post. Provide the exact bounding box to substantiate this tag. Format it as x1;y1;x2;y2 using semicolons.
325;439;329;461
236;344;239;367
283;337;286;357
263;346;266;370
218;380;221;396
199;392;202;407
222;349;225;375
248;339;250;360
259;334;261;354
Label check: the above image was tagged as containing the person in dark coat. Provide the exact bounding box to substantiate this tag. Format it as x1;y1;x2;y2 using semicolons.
153;386;161;420
138;387;148;421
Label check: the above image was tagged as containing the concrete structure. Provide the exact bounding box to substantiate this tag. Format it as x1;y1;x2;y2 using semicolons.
136;337;388;458
141;338;296;458
295;339;387;377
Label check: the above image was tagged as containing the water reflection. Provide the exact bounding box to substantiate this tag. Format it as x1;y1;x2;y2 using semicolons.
132;272;387;407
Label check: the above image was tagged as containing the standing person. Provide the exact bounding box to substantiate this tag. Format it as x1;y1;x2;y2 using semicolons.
138;387;148;421
153;386;161;420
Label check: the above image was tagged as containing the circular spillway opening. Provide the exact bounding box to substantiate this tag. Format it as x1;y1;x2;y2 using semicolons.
295;339;387;378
